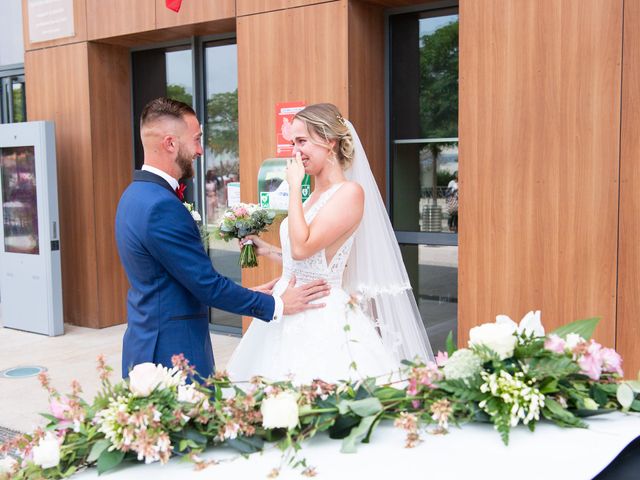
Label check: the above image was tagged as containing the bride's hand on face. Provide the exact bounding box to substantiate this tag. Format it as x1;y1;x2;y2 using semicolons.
286;152;306;187
240;235;272;257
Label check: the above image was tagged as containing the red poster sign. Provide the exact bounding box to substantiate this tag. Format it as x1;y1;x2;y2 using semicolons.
166;0;182;12
275;101;305;157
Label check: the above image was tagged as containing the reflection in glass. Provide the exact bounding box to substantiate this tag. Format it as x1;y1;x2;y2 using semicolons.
165;48;194;106
1;146;39;254
400;244;457;352
11;79;26;123
393;141;458;233
204;42;241;332
418;14;458;139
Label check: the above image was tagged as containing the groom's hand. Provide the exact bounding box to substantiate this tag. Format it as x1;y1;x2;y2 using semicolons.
281;275;330;315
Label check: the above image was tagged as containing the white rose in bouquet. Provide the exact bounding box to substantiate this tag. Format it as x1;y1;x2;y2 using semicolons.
0;456;17;474
495;310;545;337
32;433;61;469
128;363;173;397
469;322;517;359
261;391;299;430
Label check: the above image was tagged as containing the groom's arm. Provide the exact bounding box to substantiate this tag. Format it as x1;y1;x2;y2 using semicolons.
145;198;278;321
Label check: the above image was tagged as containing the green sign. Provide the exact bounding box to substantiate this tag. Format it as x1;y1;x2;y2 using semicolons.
257;158;312;212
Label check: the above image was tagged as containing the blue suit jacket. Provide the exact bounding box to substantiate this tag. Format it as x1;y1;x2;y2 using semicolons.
115;170;275;378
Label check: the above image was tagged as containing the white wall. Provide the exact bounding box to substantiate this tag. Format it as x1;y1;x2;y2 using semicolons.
0;0;25;67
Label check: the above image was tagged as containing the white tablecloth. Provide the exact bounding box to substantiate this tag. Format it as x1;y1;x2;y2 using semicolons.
76;412;640;479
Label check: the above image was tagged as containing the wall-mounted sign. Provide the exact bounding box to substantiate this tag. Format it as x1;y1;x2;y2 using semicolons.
275;101;305;158
28;0;75;44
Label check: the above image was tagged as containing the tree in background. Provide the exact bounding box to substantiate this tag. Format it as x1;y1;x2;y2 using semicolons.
206;90;238;157
166;84;193;108
419;20;458;203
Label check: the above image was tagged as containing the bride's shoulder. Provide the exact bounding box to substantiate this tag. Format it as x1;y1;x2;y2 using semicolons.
336;181;364;200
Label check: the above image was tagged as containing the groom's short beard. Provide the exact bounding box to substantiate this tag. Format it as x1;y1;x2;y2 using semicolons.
176;145;195;180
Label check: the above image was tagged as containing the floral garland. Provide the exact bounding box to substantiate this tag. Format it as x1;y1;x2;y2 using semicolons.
1;313;639;479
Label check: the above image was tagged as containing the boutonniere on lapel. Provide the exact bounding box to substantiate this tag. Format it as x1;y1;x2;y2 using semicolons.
183;202;209;248
183;202;202;222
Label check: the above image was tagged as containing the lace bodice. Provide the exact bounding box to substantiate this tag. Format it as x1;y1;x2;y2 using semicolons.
280;183;355;288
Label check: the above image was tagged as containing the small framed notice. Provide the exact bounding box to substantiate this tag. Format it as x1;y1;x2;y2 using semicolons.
28;0;75;44
275;101;305;158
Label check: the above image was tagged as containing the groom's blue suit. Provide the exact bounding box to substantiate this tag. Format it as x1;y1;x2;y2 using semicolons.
115;170;275;378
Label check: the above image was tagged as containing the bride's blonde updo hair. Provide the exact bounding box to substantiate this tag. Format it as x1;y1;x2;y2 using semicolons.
294;103;354;170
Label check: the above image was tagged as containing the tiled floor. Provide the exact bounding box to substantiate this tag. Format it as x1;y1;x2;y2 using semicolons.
0;323;239;433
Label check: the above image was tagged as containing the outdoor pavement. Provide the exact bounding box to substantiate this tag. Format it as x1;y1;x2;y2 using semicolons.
0;322;239;434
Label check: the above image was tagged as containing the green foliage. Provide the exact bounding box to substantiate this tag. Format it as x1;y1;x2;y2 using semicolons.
166;84;193;107
551;317;600;340
206;90;239;156
419;20;458;139
96;449;125;475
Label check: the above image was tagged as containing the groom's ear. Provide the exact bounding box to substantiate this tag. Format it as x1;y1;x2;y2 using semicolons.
161;135;177;153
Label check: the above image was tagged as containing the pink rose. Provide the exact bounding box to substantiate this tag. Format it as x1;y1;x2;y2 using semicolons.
601;348;623;376
544;334;566;354
50;397;70;420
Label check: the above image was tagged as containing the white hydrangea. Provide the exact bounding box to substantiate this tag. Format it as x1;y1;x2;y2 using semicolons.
442;349;482;381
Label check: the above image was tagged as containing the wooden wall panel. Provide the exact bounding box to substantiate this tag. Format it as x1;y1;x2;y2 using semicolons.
156;0;235;28
237;0;334;17
25;43;100;327
87;43;132;327
617;0;640;378
22;0;87;51
87;0;156;40
458;0;622;346
348;0;386;197
237;1;349;329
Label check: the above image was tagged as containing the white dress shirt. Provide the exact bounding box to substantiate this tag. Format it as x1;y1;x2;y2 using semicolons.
139;165;283;322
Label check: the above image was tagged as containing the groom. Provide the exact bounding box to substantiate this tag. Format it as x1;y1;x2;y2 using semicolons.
115;97;329;379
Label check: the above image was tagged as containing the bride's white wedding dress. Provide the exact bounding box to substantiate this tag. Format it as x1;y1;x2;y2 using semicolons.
226;182;399;384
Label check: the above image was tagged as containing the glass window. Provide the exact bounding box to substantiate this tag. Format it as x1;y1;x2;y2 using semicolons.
204;41;241;333
1;73;26;124
390;7;459;351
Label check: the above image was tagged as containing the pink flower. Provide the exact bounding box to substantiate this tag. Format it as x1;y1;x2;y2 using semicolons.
233;207;248;217
544;334;566;354
407;378;418;397
49;397;70;420
435;351;449;367
578;343;603;381
601;348;623;376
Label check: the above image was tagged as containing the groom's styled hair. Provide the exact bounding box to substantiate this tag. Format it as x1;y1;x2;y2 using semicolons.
140;97;196;128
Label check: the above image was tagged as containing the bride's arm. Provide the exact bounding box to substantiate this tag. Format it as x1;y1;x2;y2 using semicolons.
241;235;283;264
287;153;364;260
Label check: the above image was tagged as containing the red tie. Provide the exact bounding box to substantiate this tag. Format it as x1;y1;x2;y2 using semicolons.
166;0;182;12
175;183;186;201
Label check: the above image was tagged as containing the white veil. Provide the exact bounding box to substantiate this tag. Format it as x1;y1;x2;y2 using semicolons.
343;120;434;364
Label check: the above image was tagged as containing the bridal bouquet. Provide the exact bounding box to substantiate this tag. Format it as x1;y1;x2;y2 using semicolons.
1;315;638;479
214;203;276;268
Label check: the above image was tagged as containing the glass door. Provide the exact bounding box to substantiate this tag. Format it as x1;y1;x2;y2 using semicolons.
203;40;241;334
389;6;459;352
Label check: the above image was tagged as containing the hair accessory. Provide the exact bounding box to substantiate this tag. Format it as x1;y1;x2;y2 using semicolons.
336;114;347;127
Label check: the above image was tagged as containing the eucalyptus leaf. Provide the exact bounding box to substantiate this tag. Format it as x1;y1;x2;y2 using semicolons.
551;317;600;340
616;383;635;410
87;439;111;463
445;331;455;356
97;449;125;475
340;415;377;453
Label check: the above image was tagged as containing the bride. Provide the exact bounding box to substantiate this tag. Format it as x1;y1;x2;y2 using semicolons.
227;103;433;384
